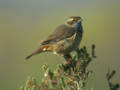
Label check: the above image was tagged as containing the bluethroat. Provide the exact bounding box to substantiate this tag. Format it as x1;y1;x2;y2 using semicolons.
26;16;83;61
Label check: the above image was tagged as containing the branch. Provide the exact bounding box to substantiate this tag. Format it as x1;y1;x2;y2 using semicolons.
20;44;96;90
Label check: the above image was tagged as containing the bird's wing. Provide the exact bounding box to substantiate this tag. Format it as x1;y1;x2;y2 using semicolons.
41;24;76;45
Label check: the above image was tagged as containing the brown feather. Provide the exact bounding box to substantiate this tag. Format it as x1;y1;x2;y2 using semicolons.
41;24;76;45
25;45;50;60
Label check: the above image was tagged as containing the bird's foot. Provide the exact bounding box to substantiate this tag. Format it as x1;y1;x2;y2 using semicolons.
63;58;73;71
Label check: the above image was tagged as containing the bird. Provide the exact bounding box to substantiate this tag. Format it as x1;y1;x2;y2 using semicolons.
26;16;83;61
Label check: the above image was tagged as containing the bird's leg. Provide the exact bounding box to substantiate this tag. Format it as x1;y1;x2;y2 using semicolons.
63;54;73;71
76;48;81;59
64;54;72;62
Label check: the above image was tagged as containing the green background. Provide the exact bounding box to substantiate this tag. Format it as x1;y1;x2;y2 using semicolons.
0;0;120;90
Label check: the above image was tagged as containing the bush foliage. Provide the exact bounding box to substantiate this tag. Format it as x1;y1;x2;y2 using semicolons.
20;44;119;90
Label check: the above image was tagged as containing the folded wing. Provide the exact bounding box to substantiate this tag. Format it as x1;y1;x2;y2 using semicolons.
41;24;76;45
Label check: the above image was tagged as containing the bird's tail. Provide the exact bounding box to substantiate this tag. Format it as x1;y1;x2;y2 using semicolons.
25;45;50;60
25;53;34;60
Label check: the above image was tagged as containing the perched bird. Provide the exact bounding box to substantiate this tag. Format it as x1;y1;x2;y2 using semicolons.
26;16;83;61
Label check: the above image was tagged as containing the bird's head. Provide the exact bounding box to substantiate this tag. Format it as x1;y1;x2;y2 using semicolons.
65;16;82;28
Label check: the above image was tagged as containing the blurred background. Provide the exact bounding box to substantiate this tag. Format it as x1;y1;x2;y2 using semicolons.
0;0;120;90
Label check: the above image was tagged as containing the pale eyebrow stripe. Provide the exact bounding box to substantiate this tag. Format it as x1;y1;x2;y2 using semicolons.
67;18;73;21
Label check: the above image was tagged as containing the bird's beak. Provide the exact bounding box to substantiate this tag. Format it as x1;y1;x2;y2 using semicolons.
78;18;83;23
80;18;83;22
